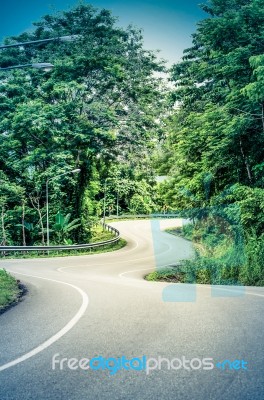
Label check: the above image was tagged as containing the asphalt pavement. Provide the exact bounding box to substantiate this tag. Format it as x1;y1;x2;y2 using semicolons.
0;219;263;400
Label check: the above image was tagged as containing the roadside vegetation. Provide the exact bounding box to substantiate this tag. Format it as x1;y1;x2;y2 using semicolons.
0;3;166;250
151;0;264;286
146;217;264;286
0;269;21;312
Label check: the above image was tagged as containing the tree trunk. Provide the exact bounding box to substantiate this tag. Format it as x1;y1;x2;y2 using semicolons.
1;206;7;246
261;102;264;134
22;201;26;246
239;138;252;184
29;194;45;245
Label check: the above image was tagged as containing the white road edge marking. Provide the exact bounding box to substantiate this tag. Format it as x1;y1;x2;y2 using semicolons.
0;271;89;372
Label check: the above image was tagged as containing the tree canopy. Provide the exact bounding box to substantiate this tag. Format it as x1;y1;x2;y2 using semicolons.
160;0;264;210
155;0;264;286
0;3;166;245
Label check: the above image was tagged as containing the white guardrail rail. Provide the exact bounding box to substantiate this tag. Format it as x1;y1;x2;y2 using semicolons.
106;213;182;220
0;223;119;253
0;213;182;254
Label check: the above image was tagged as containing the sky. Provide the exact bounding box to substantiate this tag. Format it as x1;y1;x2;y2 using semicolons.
0;0;207;65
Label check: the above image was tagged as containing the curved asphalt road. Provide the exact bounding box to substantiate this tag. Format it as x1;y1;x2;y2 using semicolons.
0;219;263;400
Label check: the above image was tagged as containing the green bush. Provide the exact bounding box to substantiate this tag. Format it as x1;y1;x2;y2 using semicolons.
239;233;264;286
0;269;20;309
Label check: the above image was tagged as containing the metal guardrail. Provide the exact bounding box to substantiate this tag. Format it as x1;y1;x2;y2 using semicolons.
0;214;182;253
0;223;120;253
106;213;182;219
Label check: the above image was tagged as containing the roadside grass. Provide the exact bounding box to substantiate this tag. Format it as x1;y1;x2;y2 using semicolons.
164;225;193;240
90;224;116;241
145;223;252;286
0;269;21;312
146;269;186;283
0;224;127;259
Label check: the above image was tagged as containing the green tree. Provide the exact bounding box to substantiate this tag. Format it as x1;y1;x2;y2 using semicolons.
155;0;264;286
0;3;166;244
161;0;264;209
